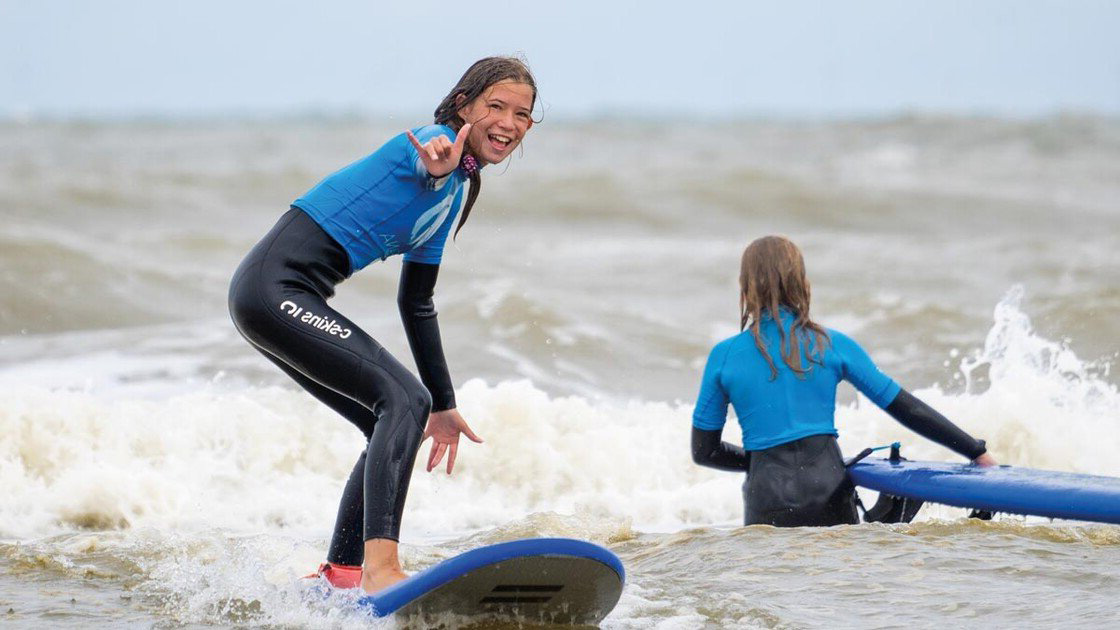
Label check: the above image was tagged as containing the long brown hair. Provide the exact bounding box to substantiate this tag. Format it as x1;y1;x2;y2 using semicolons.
433;56;538;238
739;236;830;379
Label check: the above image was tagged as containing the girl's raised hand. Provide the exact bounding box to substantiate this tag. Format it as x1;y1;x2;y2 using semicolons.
406;123;472;178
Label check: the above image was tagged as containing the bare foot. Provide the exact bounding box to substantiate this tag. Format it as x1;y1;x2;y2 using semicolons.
361;537;408;594
361;566;408;594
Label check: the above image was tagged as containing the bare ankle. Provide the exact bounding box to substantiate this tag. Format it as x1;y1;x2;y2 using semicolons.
362;538;401;570
360;538;407;593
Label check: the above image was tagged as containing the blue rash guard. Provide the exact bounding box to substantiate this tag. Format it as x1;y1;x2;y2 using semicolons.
692;309;901;451
294;124;468;271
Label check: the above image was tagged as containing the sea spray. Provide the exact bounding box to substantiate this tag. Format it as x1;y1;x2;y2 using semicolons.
3;289;1117;543
0;380;740;541
836;286;1119;477
0;386;356;540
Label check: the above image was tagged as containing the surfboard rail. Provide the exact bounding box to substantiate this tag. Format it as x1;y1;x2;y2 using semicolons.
849;458;1120;525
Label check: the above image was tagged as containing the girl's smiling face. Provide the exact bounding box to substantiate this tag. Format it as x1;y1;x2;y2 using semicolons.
456;80;535;165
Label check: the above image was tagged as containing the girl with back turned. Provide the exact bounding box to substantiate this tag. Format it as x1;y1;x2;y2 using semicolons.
228;57;537;592
691;236;997;527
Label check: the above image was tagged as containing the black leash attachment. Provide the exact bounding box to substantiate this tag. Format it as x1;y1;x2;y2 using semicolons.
847;442;925;524
844;441;900;468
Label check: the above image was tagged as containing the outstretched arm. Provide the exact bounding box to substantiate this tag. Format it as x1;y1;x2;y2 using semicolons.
833;330;996;466
397;261;455;411
691;427;751;472
886;389;995;464
398;261;483;474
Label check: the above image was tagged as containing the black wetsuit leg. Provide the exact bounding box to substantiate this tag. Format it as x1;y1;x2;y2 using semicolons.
228;208;430;545
329;452;369;565
744;434;859;527
243;341;372;565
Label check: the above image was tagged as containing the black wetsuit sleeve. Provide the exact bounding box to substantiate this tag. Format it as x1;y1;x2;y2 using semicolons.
398;261;456;412
691;427;751;472
885;389;987;460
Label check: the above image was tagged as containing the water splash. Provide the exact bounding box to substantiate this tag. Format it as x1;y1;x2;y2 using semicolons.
838;285;1119;476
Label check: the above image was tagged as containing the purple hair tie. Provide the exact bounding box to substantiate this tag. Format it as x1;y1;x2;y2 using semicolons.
460;154;479;176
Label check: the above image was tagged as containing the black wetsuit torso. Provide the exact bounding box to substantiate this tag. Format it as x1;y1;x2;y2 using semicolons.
229;208;454;564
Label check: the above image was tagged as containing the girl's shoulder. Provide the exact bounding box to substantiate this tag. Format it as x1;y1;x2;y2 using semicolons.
709;330;756;358
818;327;873;361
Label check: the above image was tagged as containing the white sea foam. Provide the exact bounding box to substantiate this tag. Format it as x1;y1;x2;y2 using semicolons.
2;288;1116;546
0;377;735;541
837;286;1119;477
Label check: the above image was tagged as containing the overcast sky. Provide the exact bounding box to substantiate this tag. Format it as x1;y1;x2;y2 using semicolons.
2;0;1118;118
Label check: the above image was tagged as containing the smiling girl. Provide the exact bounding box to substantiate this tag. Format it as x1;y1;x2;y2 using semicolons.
228;57;536;593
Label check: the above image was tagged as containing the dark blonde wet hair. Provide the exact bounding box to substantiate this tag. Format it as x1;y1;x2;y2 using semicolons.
433;56;538;238
739;236;830;379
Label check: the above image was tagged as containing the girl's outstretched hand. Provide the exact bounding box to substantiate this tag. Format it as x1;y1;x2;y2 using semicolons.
422;408;483;474
406;123;472;178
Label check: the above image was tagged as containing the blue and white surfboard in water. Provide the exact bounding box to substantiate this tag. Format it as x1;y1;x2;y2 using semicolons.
352;538;625;625
849;459;1120;524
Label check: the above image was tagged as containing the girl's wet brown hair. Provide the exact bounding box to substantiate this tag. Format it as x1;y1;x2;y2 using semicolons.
739;236;831;379
433;56;538;238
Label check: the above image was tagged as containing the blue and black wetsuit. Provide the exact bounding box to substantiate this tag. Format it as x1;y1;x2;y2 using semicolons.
228;125;468;564
691;308;987;527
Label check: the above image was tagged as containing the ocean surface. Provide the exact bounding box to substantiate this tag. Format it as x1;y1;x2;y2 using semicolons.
1;114;1119;628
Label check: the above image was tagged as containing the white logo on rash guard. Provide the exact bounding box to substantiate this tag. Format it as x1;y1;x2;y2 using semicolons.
409;194;455;247
408;180;467;248
279;300;352;339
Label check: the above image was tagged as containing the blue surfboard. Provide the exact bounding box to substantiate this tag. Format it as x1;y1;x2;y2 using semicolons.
354;538;625;625
849;459;1120;524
